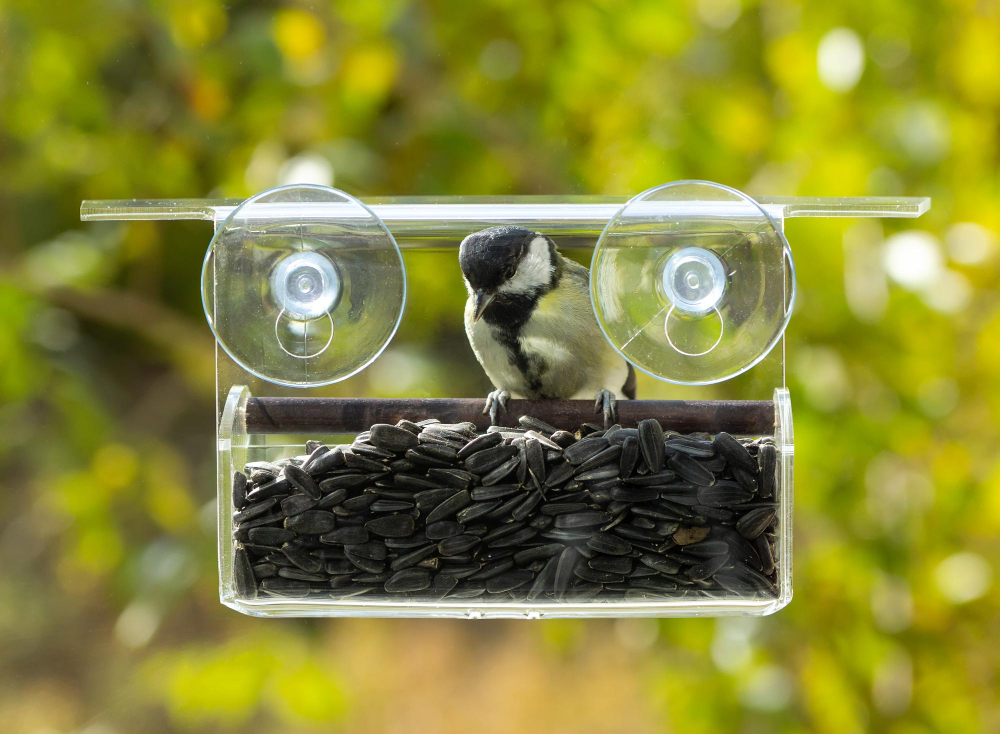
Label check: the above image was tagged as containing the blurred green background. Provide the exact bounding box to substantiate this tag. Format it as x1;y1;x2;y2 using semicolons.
2;0;999;732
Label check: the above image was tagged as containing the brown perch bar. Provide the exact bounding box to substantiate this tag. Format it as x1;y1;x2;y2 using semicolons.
244;398;775;435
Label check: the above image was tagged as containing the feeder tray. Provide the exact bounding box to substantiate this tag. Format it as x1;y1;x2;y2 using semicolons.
81;181;930;619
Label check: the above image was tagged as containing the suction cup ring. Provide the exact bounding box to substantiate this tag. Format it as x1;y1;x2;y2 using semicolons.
275;309;335;360
664;304;725;357
271;250;342;318
661;247;727;315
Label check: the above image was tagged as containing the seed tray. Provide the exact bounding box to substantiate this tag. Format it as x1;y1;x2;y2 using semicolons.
220;386;793;618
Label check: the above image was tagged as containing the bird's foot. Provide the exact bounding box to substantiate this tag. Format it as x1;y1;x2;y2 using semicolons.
594;389;618;427
483;388;511;426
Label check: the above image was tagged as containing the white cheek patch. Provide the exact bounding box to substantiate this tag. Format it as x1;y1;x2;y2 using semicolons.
500;236;552;293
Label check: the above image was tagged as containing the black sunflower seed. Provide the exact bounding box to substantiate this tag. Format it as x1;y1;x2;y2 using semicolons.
589;556;632;575
553;547;579;598
365;514;416;538
665;437;716;458
732;466;759;493
736;507;775;539
305;447;346;476
470;484;521;501
413;487;458;510
389;544;439;571
234;546;256;598
438;534;481;556
320;525;370;545
481;456;521;486
487;570;534;593
234;497;279;524
639;554;682;574
281;494;318;516
344;540;388;561
619;436;639;478
344;452;389;473
281;543;323;574
686;553;729;581
385;568;432;592
587;532;632;556
610;485;660;503
554;511;612;529
319;473;370;491
369;423;420;452
233;471;248;510
464;444;519;475
758;443;776;499
544;460;576;487
713;432;757;472
427;467;475;488
638;419;665;472
668;453;716;486
426;521;464;539
248;527;295;546
425;490;471;523
574;565;624;584
697;482;754;507
563;437;610;465
283;510;336;534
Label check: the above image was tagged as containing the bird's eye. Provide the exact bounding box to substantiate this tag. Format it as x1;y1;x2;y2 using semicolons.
504;264;517;279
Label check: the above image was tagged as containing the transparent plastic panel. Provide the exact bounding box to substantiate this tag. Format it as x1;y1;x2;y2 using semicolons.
220;388;792;618
591;181;794;386
202;185;405;387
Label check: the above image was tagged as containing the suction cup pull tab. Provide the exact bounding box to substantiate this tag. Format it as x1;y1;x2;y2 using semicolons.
591;180;796;385
201;185;406;387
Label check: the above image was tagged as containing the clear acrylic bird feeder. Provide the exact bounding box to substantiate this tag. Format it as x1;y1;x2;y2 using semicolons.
81;182;929;618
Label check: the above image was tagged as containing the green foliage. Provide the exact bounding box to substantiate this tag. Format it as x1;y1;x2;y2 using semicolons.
1;1;998;732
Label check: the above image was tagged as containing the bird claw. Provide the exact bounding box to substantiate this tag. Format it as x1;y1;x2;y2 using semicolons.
483;388;511;425
594;389;618;427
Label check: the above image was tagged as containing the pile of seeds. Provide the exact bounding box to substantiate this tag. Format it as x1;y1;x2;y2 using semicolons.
232;417;780;603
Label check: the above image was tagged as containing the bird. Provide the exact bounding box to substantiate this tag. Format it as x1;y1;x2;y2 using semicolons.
459;225;636;425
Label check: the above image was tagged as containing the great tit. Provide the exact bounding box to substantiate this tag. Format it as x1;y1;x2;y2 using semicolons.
459;225;636;425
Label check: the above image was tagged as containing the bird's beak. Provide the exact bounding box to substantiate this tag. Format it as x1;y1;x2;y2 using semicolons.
473;289;495;322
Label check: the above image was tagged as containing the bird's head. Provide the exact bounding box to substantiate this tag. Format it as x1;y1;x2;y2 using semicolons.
459;226;557;322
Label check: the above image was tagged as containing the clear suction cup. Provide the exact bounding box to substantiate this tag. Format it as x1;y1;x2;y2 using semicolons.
201;185;406;387
591;181;795;385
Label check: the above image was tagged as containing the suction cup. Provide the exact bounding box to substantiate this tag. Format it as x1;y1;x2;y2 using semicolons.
591;181;795;385
202;185;406;387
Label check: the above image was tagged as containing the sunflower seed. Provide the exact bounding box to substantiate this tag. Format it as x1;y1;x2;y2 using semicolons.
389;544;439;571
638;419;665;472
686;553;730;581
305;447;345;476
481;456;521;486
320;525;370;545
283;511;336;534
234;547;256;598
713;432;757;472
369;424;420;452
563;437;610;465
587;532;632;556
425;490;471;523
668;453;716;486
758;444;776;498
697;482;753;507
554;511;611;529
438;534;481;556
365;514;416;538
426;521;464;539
736;506;775;539
553;547;579;598
385;568;432;592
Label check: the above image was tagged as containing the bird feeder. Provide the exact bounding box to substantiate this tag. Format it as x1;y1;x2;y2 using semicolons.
81;182;929;618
